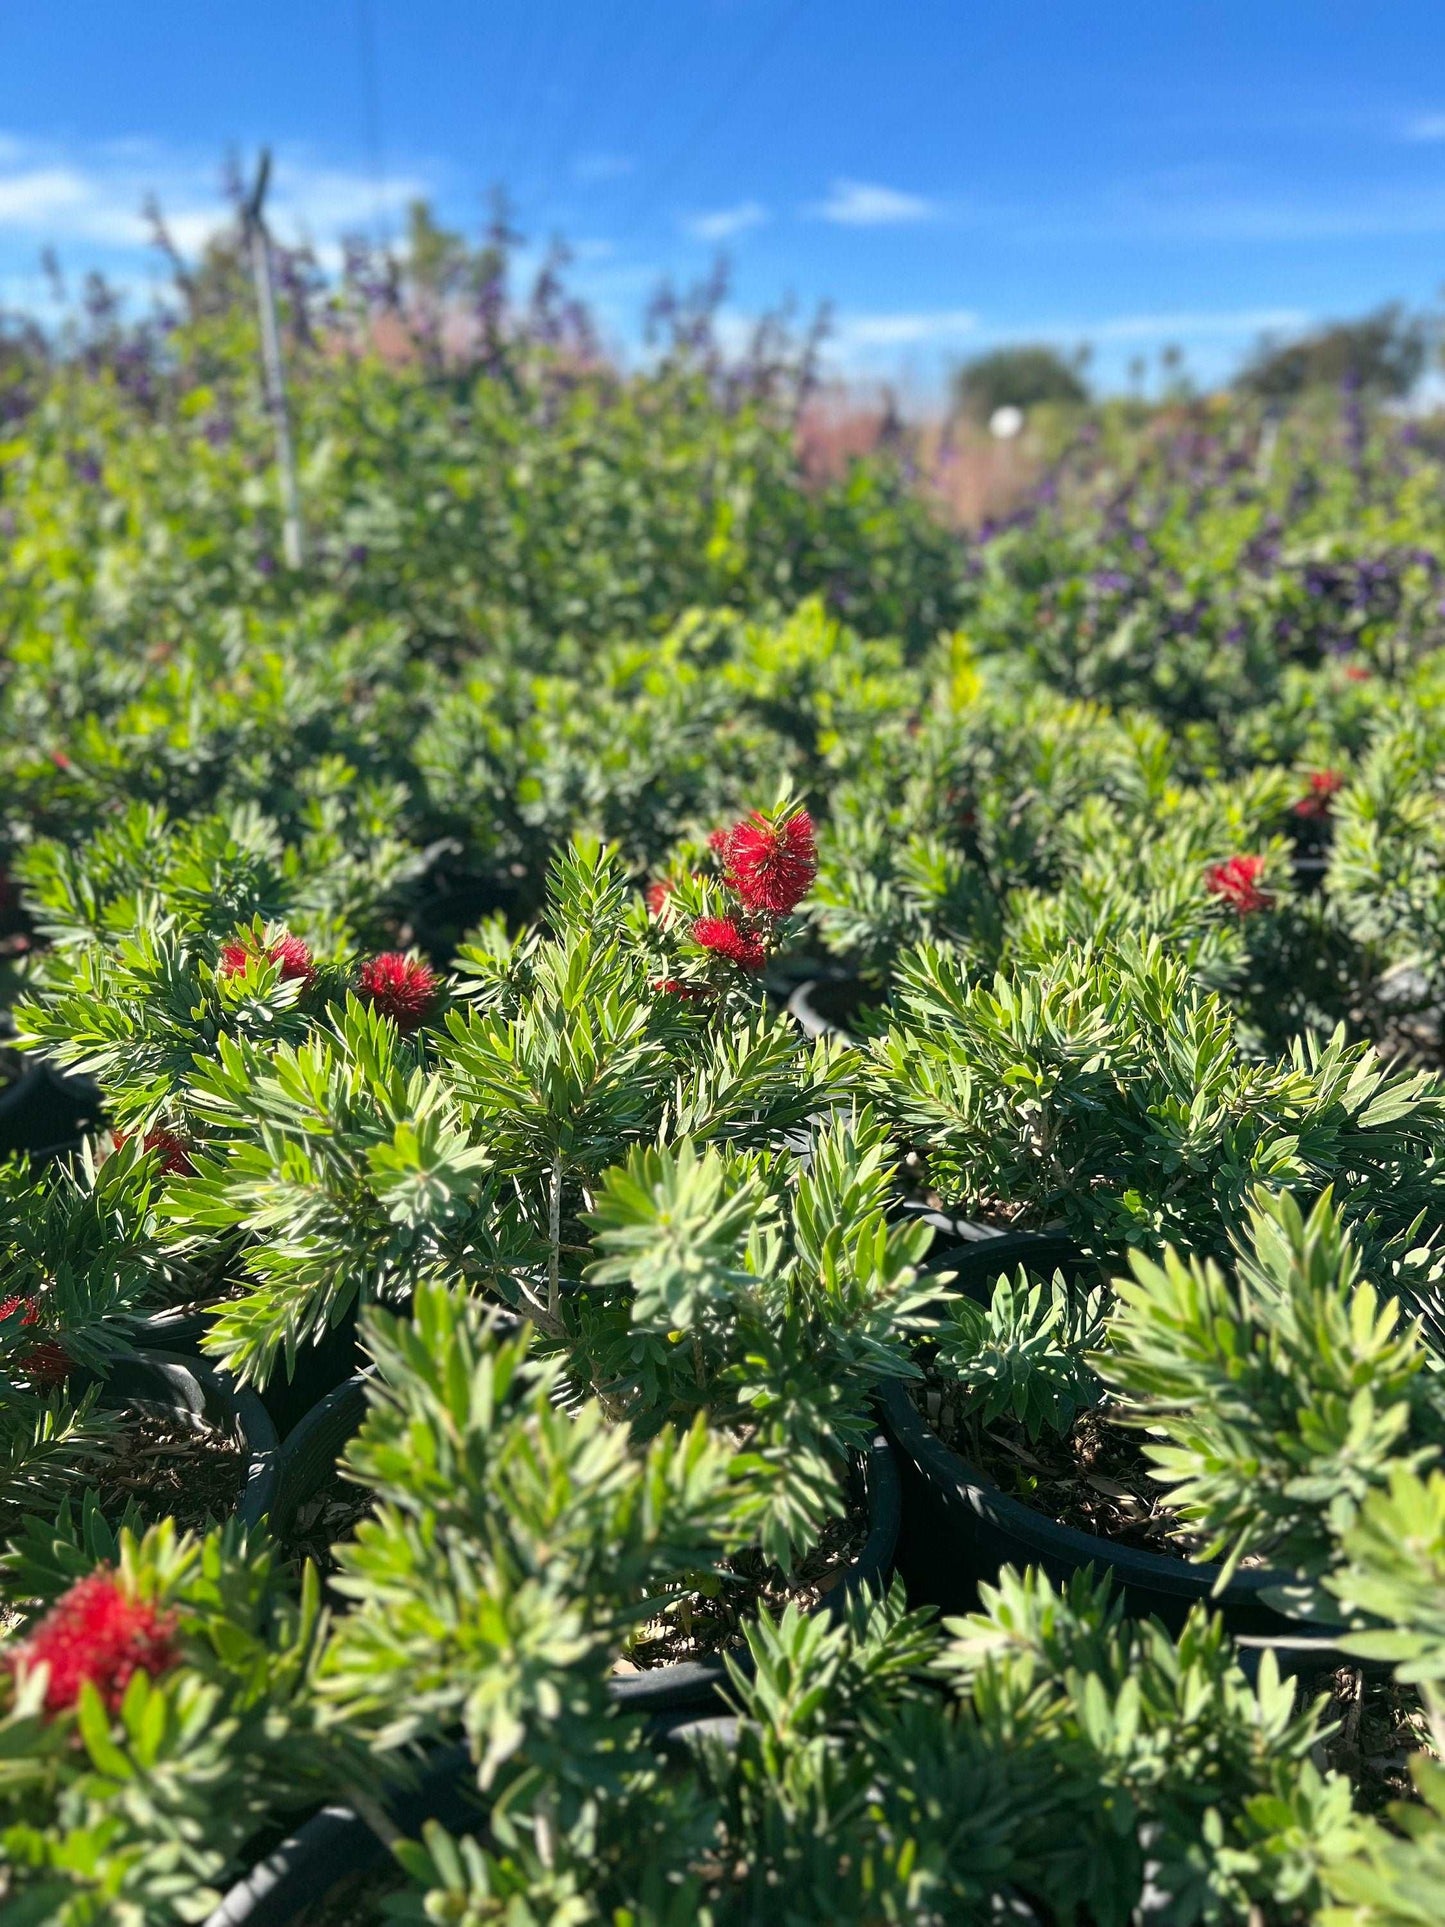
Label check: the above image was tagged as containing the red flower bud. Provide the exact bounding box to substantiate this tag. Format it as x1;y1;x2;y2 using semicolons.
0;1294;69;1387
219;931;315;986
113;1128;194;1177
1291;770;1344;821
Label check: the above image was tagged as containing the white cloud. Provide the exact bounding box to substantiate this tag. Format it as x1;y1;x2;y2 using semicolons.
1087;306;1310;342
683;200;768;242
573;152;634;184
1404;113;1445;142
823;304;1314;375
0;132;428;262
834;308;978;348
812;179;936;226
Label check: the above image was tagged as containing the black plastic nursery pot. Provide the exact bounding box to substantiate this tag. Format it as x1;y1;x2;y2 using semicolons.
133;1304;367;1446
786;975;877;1043
882;1232;1329;1653
256;1315;368;1442
202;1741;480;1927
203;1427;902;1926
92;1348;281;1528
236;1371;372;1540
0;1062;103;1162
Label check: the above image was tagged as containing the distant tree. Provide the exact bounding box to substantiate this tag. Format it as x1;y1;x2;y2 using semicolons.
953;343;1089;420
1236;305;1428;401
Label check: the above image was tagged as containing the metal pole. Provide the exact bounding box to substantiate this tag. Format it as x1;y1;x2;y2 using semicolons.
245;151;304;570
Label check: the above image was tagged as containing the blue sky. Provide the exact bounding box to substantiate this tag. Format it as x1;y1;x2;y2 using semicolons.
5;0;1445;394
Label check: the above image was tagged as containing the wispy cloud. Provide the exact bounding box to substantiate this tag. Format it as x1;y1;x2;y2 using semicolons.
825;303;1311;372
573;152;634;184
811;179;937;226
1403;113;1445;142
683;200;768;242
833;308;978;349
1086;306;1310;342
0;133;428;263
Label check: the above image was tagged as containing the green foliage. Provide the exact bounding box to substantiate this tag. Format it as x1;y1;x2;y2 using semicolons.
10;246;1445;1919
584;1112;935;1561
953;343;1090;418
1099;1187;1445;1580
319;1285;761;1788
939;1565;1359;1924
870;935;1445;1263
936;1265;1105;1443
0;1521;364;1925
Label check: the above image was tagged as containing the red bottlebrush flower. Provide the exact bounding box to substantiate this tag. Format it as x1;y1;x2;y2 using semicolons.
1292;770;1345;821
645;880;675;917
48;749;71;771
112;1128;194;1177
693;915;767;972
0;1294;69;1388
1343;665;1371;682
357;953;437;1031
707;828;730;855
5;1569;178;1717
718;811;818;916
144;1128;194;1177
219;931;315;986
1205;855;1272;916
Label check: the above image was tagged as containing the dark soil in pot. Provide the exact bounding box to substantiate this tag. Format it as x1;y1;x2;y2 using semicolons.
82;1349;280;1529
616;1484;870;1673
90;1408;249;1530
883;1233;1340;1657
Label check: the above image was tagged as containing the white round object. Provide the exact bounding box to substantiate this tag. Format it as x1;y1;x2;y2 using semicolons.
989;404;1025;440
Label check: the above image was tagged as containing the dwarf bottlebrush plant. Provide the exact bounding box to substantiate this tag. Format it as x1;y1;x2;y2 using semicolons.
935;1265;1107;1447
870;934;1445;1267
317;1287;766;1769
160;838;846;1391
311;1282;1359;1925
0;1518;370;1925
582;1110;935;1562
12;803;385;1139
1098;1186;1445;1584
361;1562;1359;1923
